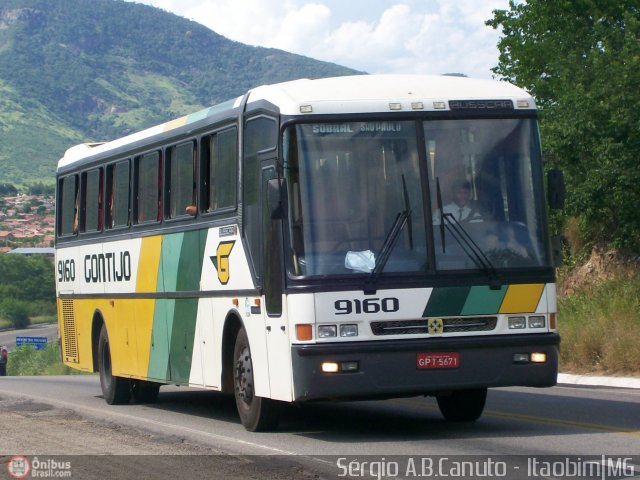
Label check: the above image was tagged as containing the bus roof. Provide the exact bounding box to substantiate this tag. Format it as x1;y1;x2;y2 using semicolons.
247;74;535;115
58;74;535;171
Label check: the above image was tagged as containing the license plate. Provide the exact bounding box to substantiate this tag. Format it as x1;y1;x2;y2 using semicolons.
417;352;460;369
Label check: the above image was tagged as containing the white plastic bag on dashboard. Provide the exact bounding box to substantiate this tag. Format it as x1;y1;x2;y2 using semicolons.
345;250;375;273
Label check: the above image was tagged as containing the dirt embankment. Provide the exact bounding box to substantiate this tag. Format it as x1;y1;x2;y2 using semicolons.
0;396;319;480
557;248;640;296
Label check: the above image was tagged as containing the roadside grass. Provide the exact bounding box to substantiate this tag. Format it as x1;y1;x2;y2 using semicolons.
6;343;86;376
558;273;640;375
0;315;56;330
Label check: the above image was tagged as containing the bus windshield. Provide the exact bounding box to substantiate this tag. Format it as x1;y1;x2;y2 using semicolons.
283;118;549;278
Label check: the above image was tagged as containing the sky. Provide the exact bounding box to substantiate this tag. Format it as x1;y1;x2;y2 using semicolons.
130;0;511;79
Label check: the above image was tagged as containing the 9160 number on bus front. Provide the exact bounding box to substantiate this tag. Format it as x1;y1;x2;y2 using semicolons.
334;297;399;315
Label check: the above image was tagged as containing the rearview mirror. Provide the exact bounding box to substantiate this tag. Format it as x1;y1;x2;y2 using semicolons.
547;169;565;209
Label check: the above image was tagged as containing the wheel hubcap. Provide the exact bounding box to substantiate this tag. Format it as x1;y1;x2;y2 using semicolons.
235;346;254;404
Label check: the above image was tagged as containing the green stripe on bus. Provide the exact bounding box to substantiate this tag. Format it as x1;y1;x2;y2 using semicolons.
148;298;174;381
161;233;184;292
147;231;206;382
423;286;471;317
169;298;199;383
168;230;207;383
460;285;508;315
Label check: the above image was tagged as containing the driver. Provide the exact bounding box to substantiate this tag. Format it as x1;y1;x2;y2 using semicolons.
433;179;483;224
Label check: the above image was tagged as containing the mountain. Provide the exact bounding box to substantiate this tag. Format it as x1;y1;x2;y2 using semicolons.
0;0;360;185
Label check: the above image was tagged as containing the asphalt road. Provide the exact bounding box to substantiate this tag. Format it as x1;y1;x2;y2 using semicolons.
0;324;58;351
0;375;638;479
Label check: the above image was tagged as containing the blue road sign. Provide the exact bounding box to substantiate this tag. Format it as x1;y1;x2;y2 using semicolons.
16;336;48;350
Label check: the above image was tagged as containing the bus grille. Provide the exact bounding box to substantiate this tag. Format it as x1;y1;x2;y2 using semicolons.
370;316;498;336
61;300;79;363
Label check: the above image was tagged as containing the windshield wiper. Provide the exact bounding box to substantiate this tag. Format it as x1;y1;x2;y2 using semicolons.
442;212;502;289
364;210;409;294
364;175;412;294
435;177;500;288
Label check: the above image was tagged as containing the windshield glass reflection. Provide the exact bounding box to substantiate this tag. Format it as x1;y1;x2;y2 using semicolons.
284;122;426;277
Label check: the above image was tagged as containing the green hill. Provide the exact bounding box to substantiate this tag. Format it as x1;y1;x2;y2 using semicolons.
0;0;360;185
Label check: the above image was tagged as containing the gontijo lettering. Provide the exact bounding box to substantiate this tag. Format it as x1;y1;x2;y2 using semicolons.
84;251;131;283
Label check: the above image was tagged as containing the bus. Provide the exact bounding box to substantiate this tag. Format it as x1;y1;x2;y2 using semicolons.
55;74;561;431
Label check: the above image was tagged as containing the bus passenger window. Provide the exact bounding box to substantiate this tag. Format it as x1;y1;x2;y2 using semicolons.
106;161;130;229
81;168;103;233
135;152;161;224
205;128;237;212
58;175;78;237
167;141;196;219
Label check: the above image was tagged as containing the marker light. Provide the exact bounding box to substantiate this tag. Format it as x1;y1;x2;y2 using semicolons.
513;353;529;364
318;325;337;338
531;352;547;363
295;324;313;341
517;99;530;108
528;315;546;329
339;324;358;337
340;361;359;372
389;103;402;110
300;105;313;113
321;362;339;373
433;101;447;109
508;316;526;329
411;102;424;110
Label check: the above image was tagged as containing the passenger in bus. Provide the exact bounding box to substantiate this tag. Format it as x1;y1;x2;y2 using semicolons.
433;179;483;225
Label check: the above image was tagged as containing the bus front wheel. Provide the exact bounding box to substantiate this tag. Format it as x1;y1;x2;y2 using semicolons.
98;324;131;405
233;327;281;431
436;388;487;422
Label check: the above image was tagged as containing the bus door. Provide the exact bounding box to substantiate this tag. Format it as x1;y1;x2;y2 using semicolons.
262;165;292;401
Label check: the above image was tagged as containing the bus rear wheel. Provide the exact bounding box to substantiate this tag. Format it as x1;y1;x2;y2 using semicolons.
233;327;280;431
98;324;131;405
436;388;487;422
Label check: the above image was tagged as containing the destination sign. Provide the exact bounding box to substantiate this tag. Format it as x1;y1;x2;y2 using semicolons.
311;122;404;135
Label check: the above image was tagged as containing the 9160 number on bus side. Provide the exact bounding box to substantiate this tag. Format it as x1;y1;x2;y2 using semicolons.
57;259;76;282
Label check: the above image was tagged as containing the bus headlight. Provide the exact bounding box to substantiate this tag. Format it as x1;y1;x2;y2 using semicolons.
318;325;337;338
508;316;526;329
528;316;546;328
339;324;358;337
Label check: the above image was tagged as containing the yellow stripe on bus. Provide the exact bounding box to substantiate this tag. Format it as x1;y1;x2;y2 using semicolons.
162;115;189;132
136;236;163;293
499;284;545;314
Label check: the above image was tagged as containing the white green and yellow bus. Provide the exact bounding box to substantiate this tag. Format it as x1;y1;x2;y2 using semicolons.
55;74;561;431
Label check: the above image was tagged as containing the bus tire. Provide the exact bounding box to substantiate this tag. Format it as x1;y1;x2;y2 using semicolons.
436;388;487;422
98;324;131;405
131;380;160;404
233;327;281;431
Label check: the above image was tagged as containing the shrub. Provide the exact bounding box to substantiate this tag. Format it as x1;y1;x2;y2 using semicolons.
0;298;31;329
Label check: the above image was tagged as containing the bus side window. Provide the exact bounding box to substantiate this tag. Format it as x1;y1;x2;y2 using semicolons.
58;175;78;237
106;160;130;229
166;141;196;219
135;152;162;224
202;127;237;213
80;168;103;233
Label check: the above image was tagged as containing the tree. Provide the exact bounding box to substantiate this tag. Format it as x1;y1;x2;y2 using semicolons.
487;1;640;252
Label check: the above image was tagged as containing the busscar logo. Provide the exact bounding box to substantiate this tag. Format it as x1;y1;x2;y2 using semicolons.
211;241;235;285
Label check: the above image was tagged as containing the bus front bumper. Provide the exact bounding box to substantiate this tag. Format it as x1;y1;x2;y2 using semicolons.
291;333;559;402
